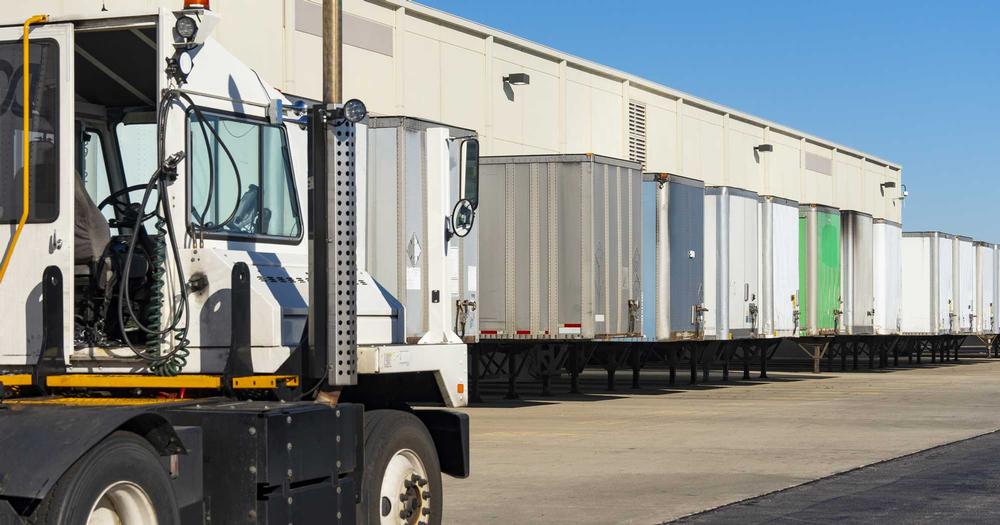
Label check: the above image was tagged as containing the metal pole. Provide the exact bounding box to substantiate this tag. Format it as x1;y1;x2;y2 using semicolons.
314;0;346;405
807;207;818;335
655;180;670;340
761;198;774;336
843;213;855;335
322;0;342;105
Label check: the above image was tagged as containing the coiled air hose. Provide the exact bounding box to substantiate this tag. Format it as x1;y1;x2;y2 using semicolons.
117;159;190;375
115;88;245;376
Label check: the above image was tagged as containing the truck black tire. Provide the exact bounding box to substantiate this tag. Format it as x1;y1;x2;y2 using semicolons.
363;409;443;525
31;431;179;525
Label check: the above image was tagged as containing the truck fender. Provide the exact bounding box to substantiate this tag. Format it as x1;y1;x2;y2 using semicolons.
413;409;470;478
0;405;184;502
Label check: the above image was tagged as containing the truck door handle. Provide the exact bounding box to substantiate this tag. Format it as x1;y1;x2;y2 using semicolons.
50;231;63;251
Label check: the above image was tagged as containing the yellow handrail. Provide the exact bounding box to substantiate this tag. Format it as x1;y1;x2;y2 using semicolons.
0;14;49;284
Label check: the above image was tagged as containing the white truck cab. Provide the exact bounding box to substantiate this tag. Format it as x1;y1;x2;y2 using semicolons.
0;6;474;525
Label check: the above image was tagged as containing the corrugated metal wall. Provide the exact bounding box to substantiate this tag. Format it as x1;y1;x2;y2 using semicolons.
478;154;641;340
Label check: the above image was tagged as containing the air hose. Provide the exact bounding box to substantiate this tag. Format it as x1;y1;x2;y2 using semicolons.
114;88;246;376
117;156;191;375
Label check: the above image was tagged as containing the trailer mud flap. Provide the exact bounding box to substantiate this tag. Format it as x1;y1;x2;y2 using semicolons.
414;409;470;478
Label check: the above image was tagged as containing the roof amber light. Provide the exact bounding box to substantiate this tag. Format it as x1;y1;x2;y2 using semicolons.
184;0;210;9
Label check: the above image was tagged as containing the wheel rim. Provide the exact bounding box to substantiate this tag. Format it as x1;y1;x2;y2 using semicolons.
379;448;430;525
87;481;158;525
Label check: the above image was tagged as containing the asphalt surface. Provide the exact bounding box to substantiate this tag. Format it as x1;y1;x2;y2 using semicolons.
672;430;1000;524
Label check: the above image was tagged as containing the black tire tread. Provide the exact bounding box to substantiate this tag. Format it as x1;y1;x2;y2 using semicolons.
30;431;177;525
362;409;443;525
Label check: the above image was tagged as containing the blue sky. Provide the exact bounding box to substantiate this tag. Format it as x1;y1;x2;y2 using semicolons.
421;0;1000;241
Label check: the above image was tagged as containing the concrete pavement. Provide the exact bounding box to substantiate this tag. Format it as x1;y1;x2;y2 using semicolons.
443;359;1000;524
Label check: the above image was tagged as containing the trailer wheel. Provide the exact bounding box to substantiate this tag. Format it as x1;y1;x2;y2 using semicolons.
363;410;443;525
32;431;179;525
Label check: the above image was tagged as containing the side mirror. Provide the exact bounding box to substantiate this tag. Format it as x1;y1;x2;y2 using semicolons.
447;138;479;241
460;138;479;210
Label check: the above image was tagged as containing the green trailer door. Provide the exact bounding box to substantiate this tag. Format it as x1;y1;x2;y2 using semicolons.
799;207;842;335
816;210;841;332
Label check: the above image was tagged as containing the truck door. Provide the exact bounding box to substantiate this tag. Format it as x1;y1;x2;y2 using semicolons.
0;22;74;365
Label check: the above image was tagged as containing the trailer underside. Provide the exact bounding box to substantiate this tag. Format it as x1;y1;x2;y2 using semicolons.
469;334;994;400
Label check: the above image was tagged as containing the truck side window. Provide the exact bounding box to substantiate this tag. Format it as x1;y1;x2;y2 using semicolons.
0;41;59;223
187;110;301;240
115;122;158;186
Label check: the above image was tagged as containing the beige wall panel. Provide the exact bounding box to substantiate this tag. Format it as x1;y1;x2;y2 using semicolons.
589;86;624;157
440;43;487;134
885;168;903;222
564;81;592;153
434;24;486;53
403;31;442;121
628;85;676;109
493;137;526;156
725;118;764;192
520;143;559;155
644;105;679;174
682;111;724;186
801;142;834;206
804;141;832;156
589;72;626;96
834;151;863;212
344;0;396;25
521;70;561;153
343;45;394;114
208;1;287;87
493;43;560;76
404;12;444;40
763;129;802;201
292;32;323;101
491;57;525;147
862;161;887;218
564;66;593;87
683;103;725;126
802;172;835;206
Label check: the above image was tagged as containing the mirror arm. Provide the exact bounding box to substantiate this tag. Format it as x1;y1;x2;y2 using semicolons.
444;215;455;246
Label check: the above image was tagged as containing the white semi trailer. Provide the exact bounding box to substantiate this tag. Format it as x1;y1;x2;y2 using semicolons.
0;4;477;524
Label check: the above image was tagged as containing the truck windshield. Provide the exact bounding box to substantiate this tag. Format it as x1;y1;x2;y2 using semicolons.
0;40;59;223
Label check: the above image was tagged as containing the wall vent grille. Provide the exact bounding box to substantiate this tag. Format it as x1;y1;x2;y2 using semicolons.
627;101;647;170
804;151;833;175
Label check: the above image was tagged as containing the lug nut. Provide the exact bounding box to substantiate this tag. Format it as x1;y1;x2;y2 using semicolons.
422;491;430;500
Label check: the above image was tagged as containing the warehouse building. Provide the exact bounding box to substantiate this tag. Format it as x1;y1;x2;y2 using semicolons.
15;0;904;221
15;0;929;350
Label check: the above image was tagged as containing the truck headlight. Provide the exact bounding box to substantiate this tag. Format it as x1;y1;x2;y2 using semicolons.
175;15;197;40
343;99;367;123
